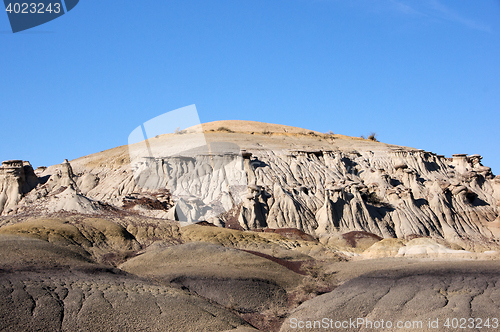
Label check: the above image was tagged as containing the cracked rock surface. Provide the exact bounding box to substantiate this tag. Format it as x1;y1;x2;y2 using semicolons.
281;260;500;332
0;235;255;332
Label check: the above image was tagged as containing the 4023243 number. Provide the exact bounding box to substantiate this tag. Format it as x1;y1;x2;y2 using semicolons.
443;318;499;329
5;3;61;14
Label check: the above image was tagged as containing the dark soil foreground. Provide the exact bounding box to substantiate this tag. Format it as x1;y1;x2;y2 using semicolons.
0;236;254;332
281;260;500;332
2;230;500;332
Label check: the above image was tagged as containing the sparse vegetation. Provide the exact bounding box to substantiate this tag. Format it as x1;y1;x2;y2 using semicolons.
101;250;139;266
262;130;272;135
217;126;234;133
360;132;379;141
174;127;186;134
308;131;319;137
368;132;378;141
288;261;337;307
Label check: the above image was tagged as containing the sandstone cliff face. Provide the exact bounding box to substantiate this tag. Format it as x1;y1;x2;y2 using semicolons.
2;121;499;247
0;160;38;214
240;149;498;245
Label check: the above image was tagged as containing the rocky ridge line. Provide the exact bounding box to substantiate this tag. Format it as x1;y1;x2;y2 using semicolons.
1;122;499;250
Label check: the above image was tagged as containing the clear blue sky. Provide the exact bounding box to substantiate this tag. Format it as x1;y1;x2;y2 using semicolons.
1;0;499;173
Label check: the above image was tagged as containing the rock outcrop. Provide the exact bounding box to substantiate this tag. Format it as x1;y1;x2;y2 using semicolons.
231;147;498;247
2;121;499;249
0;160;38;214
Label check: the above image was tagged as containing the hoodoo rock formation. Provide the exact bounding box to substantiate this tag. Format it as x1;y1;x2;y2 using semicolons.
0;160;38;214
1;121;499;250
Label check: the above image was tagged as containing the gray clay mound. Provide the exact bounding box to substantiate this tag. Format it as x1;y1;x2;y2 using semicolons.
171;276;287;313
281;261;500;332
120;242;303;288
120;242;304;313
0;235;94;270
0;236;254;332
0;271;252;332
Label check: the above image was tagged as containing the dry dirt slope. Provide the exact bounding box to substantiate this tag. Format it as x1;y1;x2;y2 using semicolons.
281;260;500;332
0;216;318;331
1;215;500;331
0;234;258;332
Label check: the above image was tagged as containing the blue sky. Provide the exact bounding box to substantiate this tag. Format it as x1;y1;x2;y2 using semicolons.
1;0;499;173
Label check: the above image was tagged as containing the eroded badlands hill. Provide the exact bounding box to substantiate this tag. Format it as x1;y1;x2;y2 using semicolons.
1;120;499;250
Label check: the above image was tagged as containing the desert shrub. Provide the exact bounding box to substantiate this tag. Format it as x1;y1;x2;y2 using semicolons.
101;250;139;266
217;126;234;133
368;132;378;141
288;261;337;307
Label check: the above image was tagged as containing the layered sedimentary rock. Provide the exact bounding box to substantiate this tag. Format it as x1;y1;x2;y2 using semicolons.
239;148;498;244
2;121;499;248
0;160;38;214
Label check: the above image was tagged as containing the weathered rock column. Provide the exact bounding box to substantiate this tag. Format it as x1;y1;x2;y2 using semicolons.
0;160;38;215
